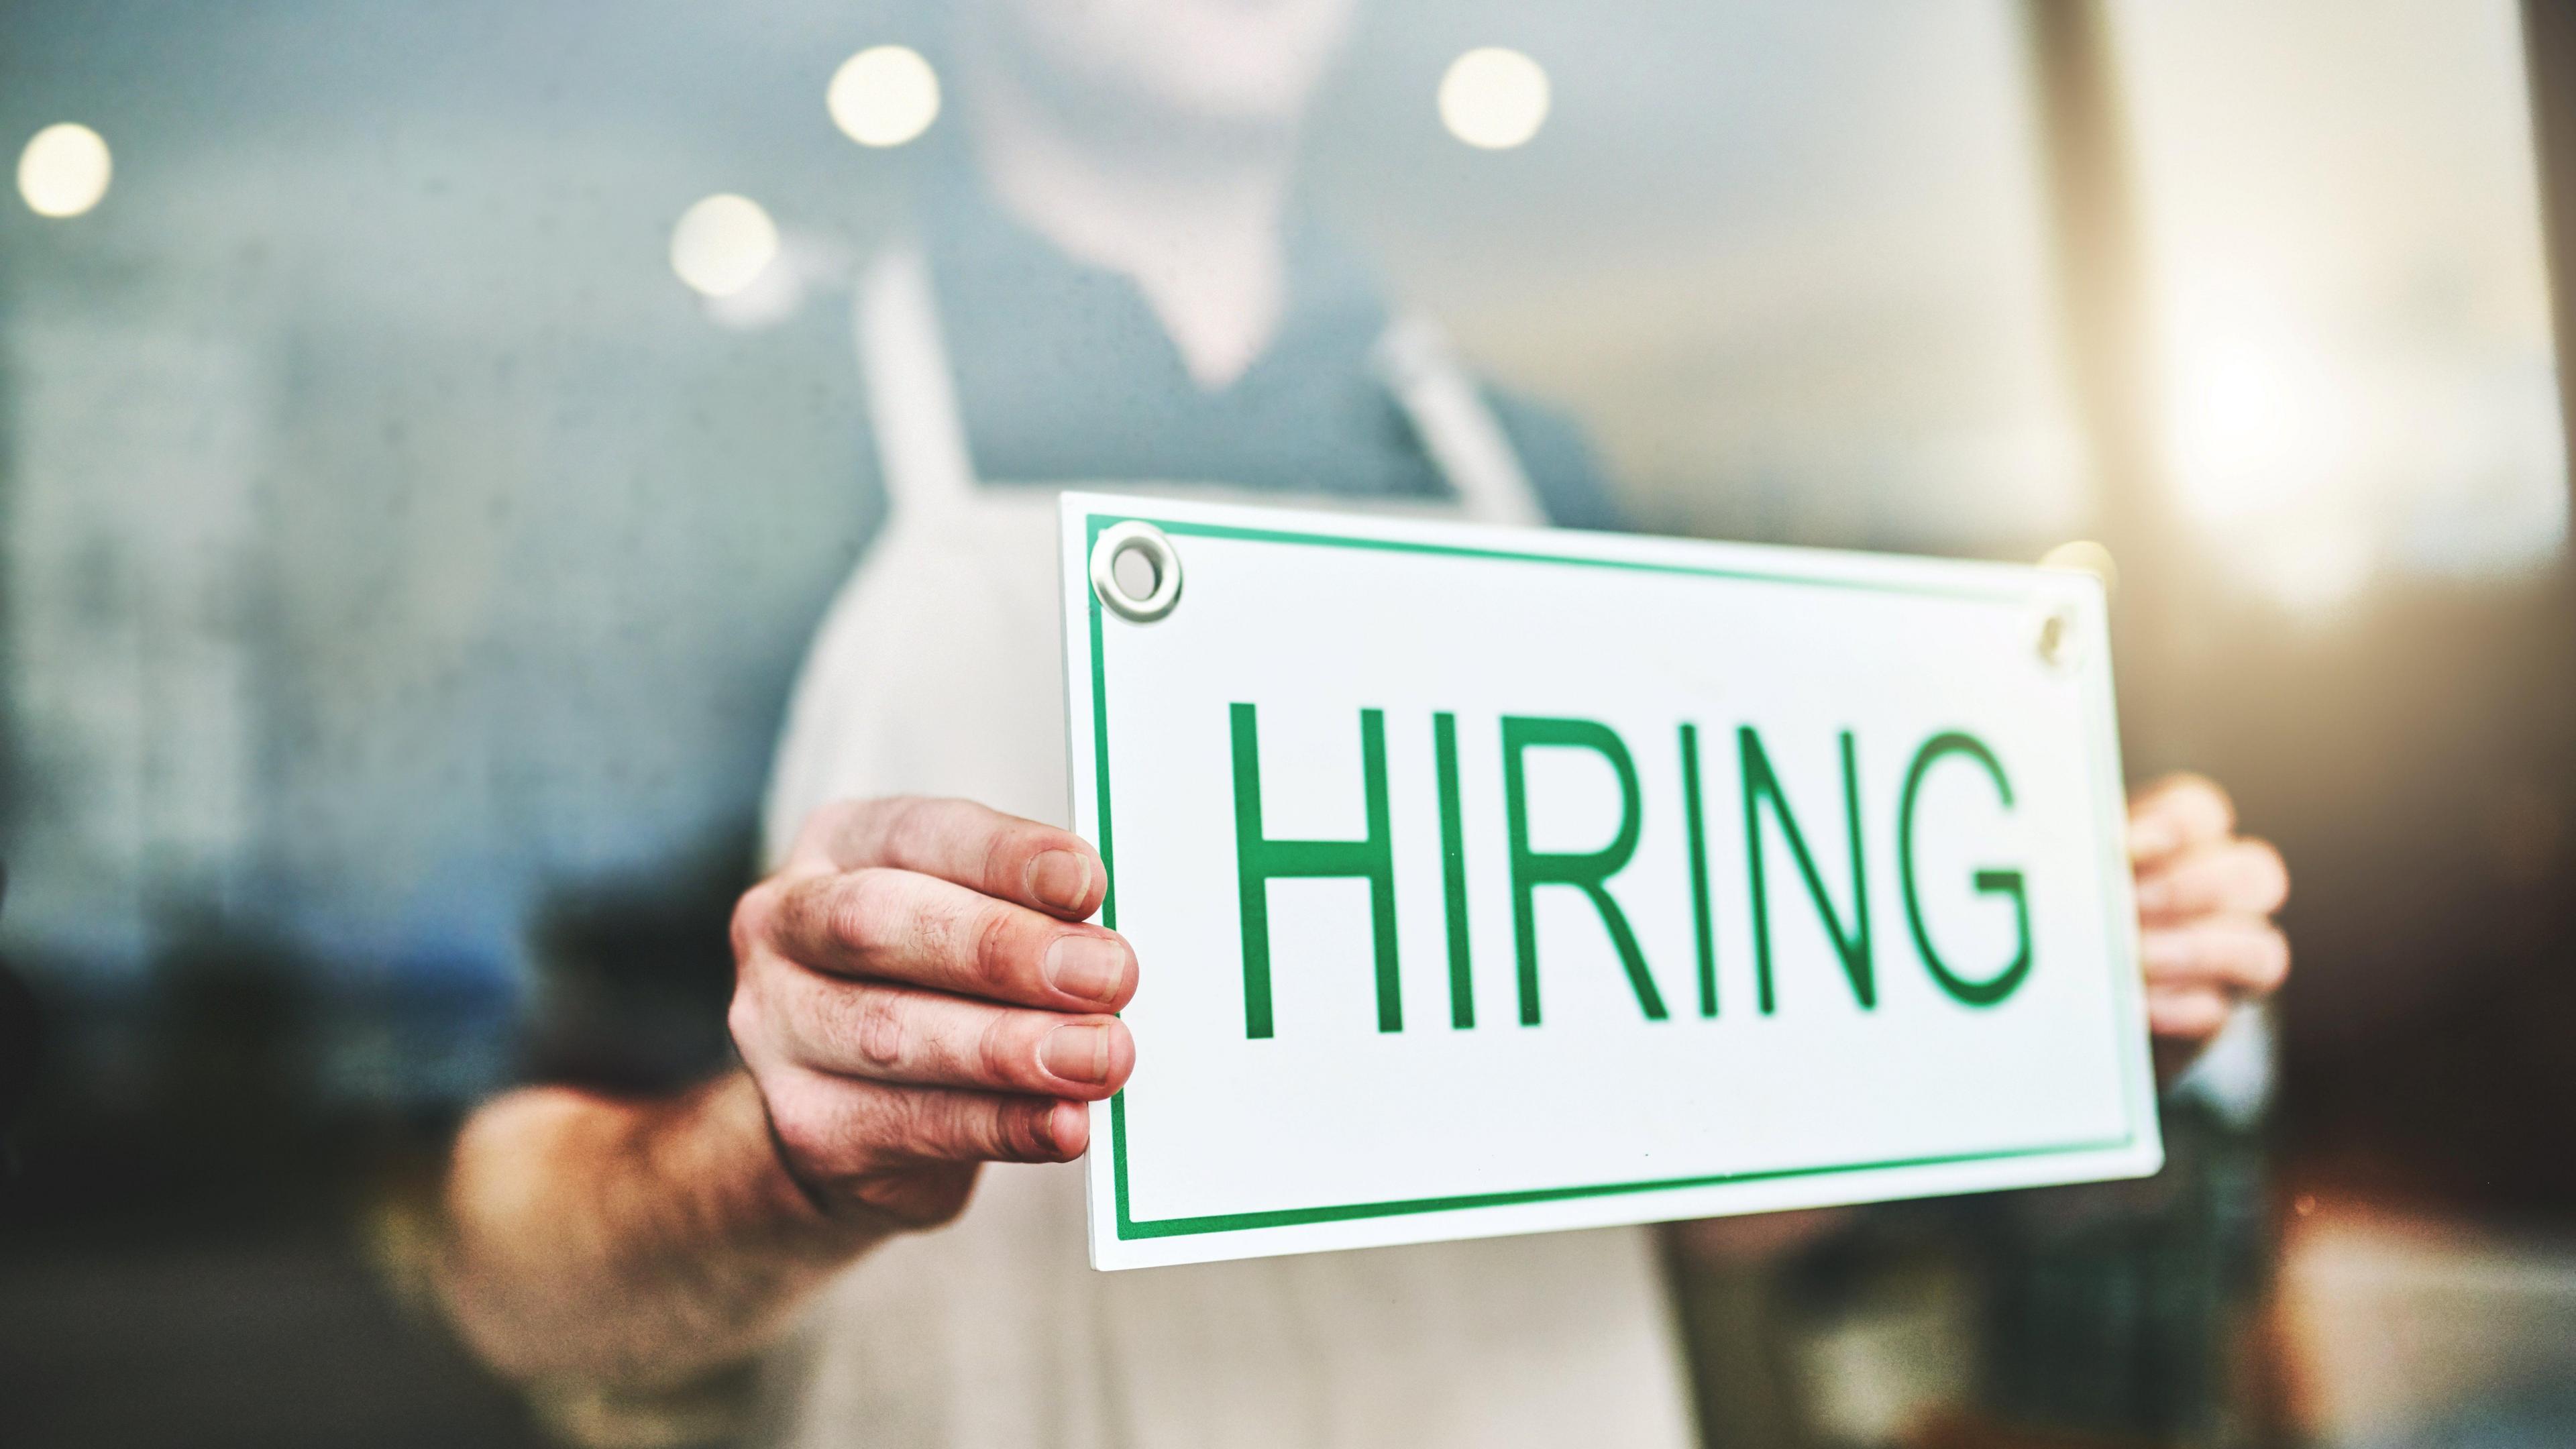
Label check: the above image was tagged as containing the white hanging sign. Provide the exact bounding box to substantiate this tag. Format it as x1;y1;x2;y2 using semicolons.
1060;492;2159;1271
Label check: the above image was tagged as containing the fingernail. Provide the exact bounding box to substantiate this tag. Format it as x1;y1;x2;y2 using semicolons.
1045;934;1128;1005
2129;822;2176;859
1028;850;1093;913
1042;1024;1113;1084
2135;877;2171;913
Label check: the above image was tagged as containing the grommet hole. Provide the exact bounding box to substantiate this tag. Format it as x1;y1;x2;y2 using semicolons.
1112;542;1161;600
1089;520;1183;623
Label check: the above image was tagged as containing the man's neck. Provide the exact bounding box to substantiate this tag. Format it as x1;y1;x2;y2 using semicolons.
963;68;1295;391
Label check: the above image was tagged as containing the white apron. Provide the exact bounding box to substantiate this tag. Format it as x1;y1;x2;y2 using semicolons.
751;249;1697;1449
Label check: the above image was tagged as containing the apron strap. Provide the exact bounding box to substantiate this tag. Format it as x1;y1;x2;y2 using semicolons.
857;244;979;521
857;247;1548;528
1375;315;1550;527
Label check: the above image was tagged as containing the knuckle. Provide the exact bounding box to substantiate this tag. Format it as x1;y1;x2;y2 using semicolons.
2178;771;2233;815
835;869;908;956
980;820;1045;898
914;1091;996;1161
970;902;1026;993
2207;928;2243;974
910;1091;1030;1163
971;1101;1030;1163
975;1012;1027;1088
874;1085;939;1159
996;1099;1055;1161
2166;867;2214;913
851;990;911;1074
981;830;1019;899
930;1095;988;1161
962;1098;1018;1161
2159;936;2196;975
790;798;865;869
2177;928;2214;973
730;881;778;964
900;877;969;961
883;796;944;869
2219;940;2250;981
829;796;928;873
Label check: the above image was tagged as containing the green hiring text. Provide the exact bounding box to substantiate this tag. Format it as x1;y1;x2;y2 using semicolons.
1228;706;2031;1039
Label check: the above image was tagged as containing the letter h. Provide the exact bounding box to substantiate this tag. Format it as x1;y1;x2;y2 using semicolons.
1230;703;1401;1038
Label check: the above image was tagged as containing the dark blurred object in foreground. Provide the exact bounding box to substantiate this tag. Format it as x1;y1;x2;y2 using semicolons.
1;865;45;1175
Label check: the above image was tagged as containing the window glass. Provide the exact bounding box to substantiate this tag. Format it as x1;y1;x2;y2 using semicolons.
1;1;2082;1048
1317;0;2088;552
2109;0;2567;610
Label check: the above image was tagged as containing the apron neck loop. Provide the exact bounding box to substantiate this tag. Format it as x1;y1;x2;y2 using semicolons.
857;245;980;521
1373;315;1548;528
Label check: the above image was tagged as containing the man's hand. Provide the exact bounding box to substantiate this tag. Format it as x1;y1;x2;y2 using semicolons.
431;794;1125;1388
2129;774;2289;1079
728;797;1136;1230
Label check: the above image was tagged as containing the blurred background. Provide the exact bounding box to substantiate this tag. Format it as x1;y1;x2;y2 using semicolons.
3;1;2573;1446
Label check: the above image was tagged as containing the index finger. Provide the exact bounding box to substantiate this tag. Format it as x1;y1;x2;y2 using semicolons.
759;867;1138;1011
2128;773;2235;865
790;796;1106;920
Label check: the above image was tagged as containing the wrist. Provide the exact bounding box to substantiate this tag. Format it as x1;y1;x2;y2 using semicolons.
676;1070;887;1263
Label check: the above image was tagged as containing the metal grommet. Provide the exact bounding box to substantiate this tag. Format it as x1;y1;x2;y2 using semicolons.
1090;521;1183;623
2035;604;2082;671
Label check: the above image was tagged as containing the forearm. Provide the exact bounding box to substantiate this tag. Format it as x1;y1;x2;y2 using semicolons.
434;1069;883;1388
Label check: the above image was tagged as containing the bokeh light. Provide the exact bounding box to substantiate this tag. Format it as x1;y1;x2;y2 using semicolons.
17;123;112;217
828;45;941;148
669;193;779;298
1438;48;1550;150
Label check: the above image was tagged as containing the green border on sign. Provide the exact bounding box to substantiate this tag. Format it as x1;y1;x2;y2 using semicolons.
1085;513;2143;1242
